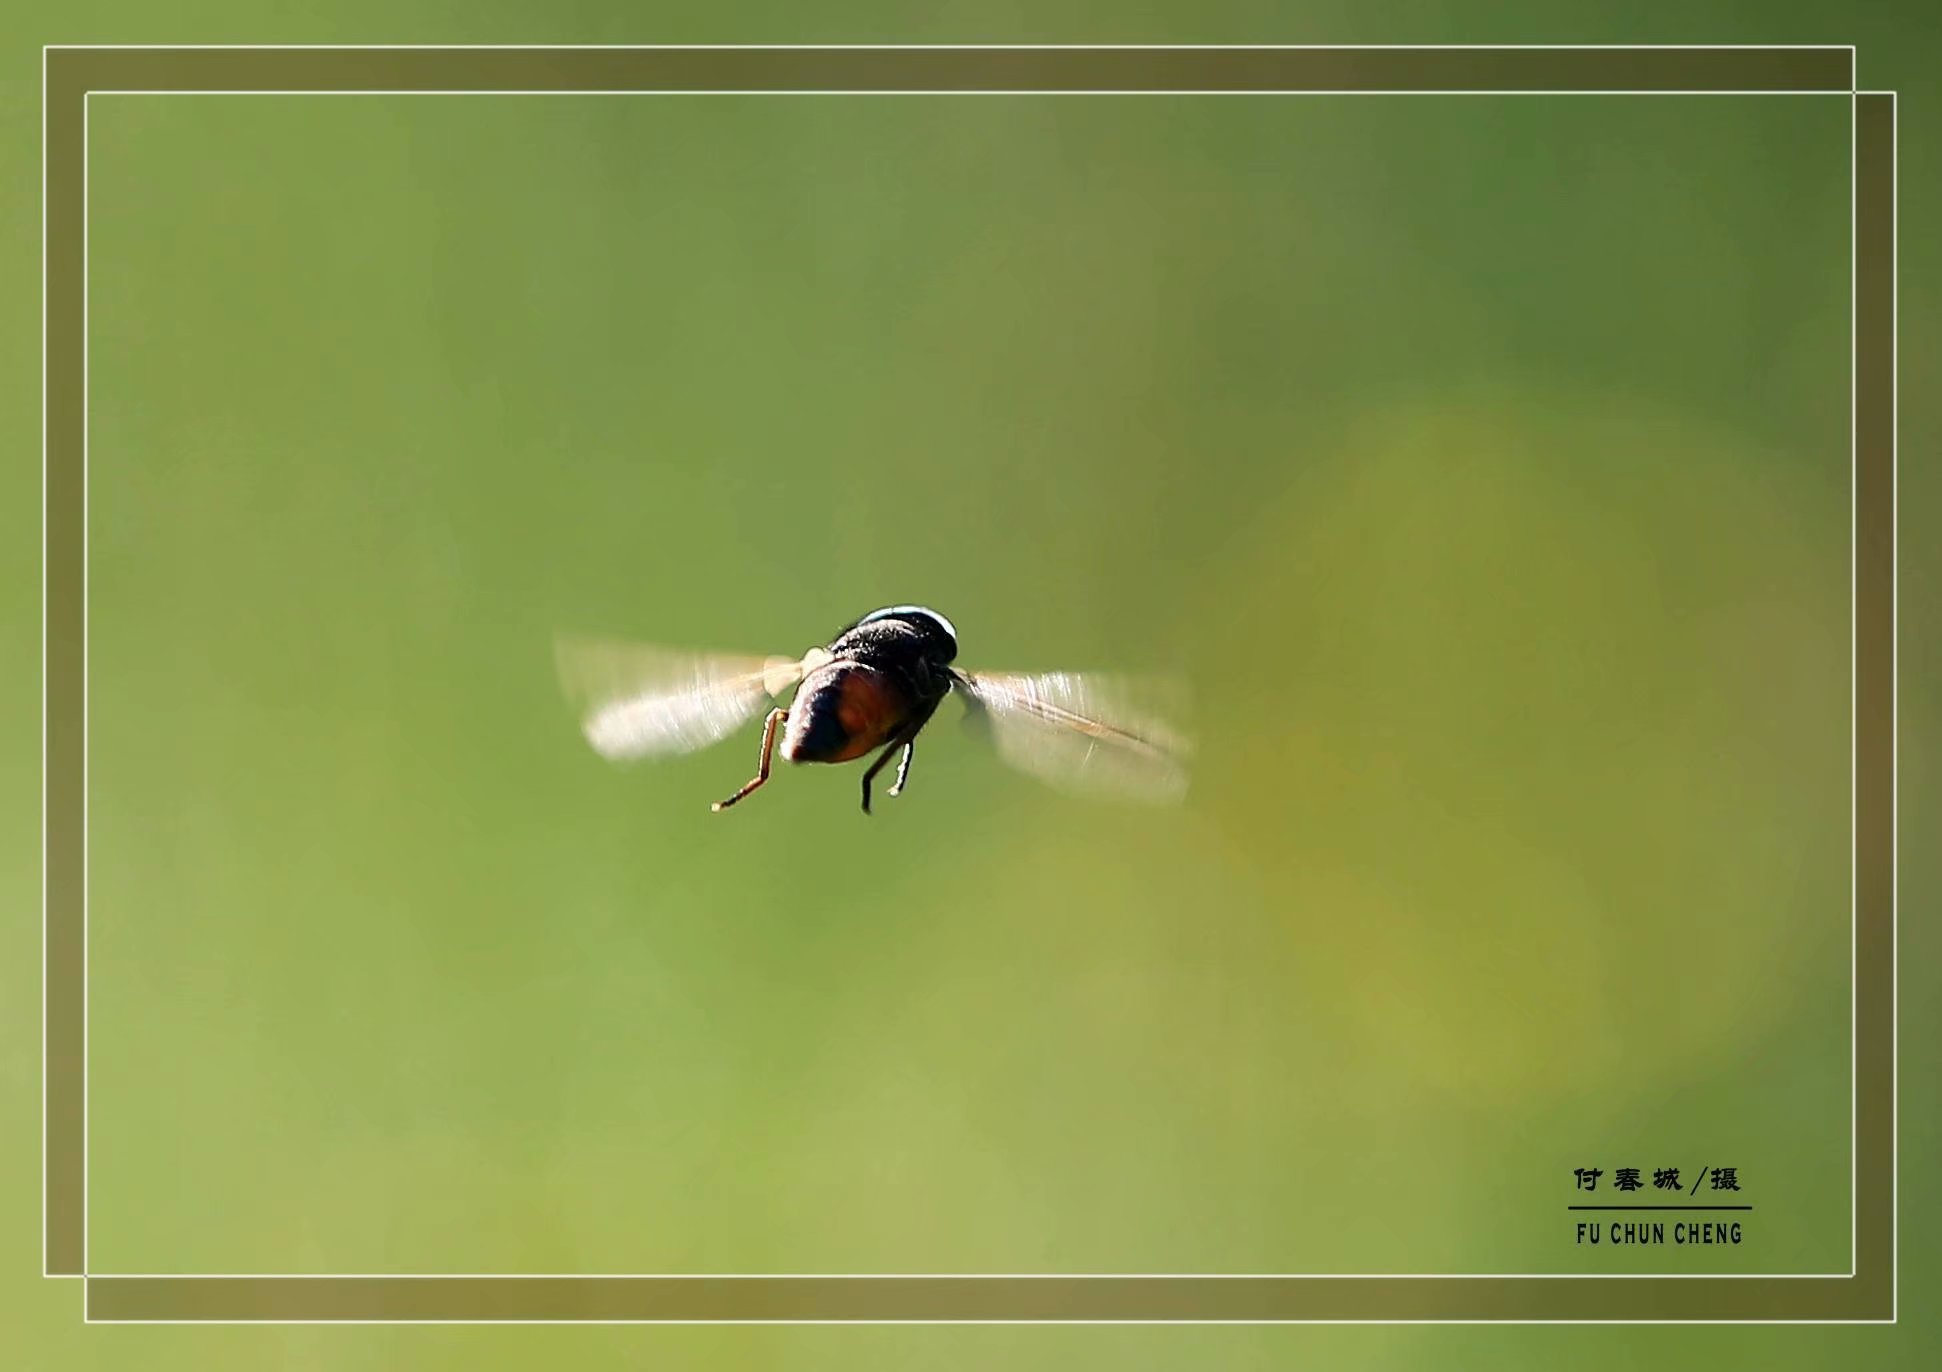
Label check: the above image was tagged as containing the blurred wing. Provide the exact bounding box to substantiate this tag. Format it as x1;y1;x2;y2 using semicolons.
555;636;806;761
953;669;1192;803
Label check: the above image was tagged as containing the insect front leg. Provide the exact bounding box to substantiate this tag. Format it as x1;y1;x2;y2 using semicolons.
712;708;786;812
858;736;911;816
888;740;915;798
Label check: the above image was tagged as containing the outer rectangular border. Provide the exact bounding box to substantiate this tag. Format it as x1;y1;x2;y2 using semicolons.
43;47;1894;1323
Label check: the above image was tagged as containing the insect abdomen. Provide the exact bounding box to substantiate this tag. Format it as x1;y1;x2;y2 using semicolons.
780;663;906;764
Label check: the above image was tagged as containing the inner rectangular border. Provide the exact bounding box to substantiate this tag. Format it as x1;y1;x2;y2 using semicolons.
42;45;1895;1323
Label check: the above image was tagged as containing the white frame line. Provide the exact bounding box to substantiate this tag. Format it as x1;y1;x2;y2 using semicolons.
83;1270;1851;1280
44;43;1861;52
85;89;1853;98
38;39;49;1281
1848;76;1859;1281
45;46;1893;1324
79;83;93;1288
1889;89;1900;1327
82;1319;1900;1326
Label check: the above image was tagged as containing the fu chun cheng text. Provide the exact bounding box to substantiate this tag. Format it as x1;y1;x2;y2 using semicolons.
1575;1220;1744;1245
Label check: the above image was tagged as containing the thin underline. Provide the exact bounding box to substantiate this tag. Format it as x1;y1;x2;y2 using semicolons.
1569;1197;1755;1204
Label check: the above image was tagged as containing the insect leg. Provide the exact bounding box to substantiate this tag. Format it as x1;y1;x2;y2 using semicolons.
858;737;907;815
712;708;786;812
888;740;915;797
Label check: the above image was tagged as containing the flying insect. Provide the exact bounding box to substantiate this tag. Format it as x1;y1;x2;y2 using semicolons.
556;605;1191;813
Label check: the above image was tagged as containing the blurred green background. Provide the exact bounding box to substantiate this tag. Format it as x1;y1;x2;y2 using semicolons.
5;4;1939;1370
84;89;1858;1277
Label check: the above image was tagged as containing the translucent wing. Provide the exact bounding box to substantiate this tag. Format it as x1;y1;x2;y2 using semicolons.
555;636;811;761
952;669;1193;803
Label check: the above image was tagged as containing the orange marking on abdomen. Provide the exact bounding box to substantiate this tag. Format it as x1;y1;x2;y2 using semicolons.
826;669;905;762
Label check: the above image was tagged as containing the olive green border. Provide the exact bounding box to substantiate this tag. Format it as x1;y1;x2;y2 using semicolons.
43;47;1894;1322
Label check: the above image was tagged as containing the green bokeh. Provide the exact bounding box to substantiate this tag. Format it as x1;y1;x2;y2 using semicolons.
5;7;1939;1371
84;88;1851;1275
